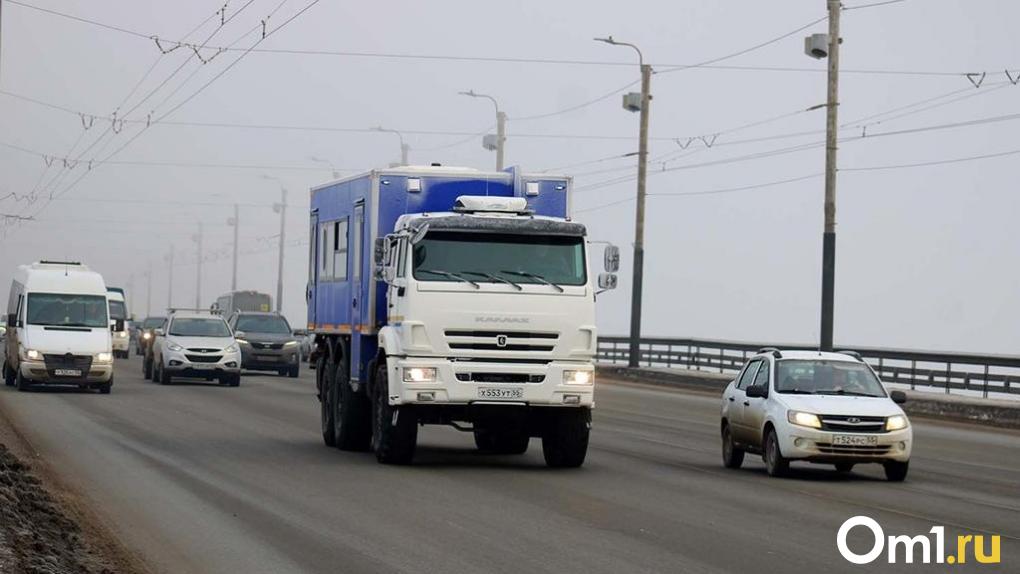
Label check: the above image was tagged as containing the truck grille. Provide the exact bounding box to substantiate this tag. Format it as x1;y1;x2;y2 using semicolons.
186;354;222;363
42;354;92;378
820;415;887;433
444;330;558;353
455;373;545;383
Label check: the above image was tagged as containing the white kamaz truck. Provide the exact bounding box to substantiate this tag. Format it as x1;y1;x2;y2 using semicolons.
308;166;618;466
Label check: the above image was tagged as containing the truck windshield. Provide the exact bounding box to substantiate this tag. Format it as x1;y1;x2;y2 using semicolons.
235;315;291;334
169;318;231;337
775;360;887;398
26;293;108;328
412;232;586;287
109;300;127;320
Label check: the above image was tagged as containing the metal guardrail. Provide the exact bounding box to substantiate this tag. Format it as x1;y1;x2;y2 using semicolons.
597;336;1020;398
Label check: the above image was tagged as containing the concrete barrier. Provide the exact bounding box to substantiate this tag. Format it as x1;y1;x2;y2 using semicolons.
597;364;1020;430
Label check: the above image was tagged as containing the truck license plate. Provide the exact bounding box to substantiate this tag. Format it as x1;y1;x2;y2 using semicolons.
477;387;524;400
54;369;82;377
832;435;878;447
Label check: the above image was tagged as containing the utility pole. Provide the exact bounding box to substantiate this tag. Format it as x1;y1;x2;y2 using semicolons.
145;262;152;317
595;36;651;368
819;0;841;351
459;90;505;171
166;245;175;310
273;189;287;313
371;128;410;166
193;222;203;309
228;204;239;291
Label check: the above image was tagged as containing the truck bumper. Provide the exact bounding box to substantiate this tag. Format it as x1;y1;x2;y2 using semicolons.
390;357;594;407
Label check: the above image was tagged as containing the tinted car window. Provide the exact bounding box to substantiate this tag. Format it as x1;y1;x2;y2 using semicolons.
235;315;291;334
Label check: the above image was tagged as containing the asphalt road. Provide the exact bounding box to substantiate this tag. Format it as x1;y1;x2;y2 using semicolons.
0;358;1017;574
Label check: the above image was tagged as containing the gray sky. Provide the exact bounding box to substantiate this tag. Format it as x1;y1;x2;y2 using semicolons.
0;0;1017;353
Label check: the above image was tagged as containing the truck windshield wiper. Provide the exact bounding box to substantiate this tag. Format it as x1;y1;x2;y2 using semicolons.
417;268;480;288
461;271;523;291
499;270;565;293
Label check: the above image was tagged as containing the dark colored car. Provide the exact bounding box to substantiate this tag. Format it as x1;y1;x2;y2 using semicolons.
136;316;166;356
227;312;300;377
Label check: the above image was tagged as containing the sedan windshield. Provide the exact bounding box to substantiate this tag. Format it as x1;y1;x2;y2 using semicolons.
412;232;586;287
235;315;291;334
776;360;887;397
169;318;231;337
26;293;108;328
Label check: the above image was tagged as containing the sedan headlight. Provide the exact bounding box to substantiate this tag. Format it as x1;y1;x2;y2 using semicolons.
885;415;909;431
95;352;113;363
403;367;437;383
224;344;240;354
787;410;822;429
283;340;299;347
167;342;184;352
563;369;594;385
24;348;42;360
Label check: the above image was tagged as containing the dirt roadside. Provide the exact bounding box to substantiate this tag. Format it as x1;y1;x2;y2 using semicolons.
0;400;148;574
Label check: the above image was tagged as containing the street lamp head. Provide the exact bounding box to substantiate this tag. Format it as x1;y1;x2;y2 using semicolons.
593;36;616;45
458;90;476;98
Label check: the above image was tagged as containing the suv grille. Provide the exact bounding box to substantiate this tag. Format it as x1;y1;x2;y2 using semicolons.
186;354;222;363
820;415;887;433
188;348;221;353
251;342;284;350
444;330;558;353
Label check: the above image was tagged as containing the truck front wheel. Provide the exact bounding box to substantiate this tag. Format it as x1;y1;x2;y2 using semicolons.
542;408;590;468
474;429;530;455
371;362;417;465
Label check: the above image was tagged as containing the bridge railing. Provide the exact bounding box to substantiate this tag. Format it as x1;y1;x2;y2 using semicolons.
597;336;1020;398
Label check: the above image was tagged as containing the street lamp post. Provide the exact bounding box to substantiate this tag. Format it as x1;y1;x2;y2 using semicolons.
372;127;410;166
192;222;203;309
459;90;506;171
227;204;239;291
308;156;341;179
262;175;288;314
595;35;651;369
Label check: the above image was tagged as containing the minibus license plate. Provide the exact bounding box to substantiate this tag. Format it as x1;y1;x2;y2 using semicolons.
477;387;523;400
832;435;877;447
54;369;82;377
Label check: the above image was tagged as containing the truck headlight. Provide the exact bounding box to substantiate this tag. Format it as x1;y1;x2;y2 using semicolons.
563;369;594;385
95;352;113;363
24;349;42;360
885;415;909;431
167;342;183;352
403;367;437;383
787;410;822;429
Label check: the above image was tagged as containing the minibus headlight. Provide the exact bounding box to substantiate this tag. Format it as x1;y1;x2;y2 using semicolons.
95;352;113;363
24;349;42;360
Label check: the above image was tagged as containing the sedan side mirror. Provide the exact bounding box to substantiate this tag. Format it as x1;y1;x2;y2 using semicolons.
154;328;165;337
890;390;907;404
745;385;767;399
234;331;246;339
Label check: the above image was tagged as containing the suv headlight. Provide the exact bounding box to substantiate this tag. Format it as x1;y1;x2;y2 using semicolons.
224;344;239;354
403;367;437;383
563;369;594;385
885;415;909;431
167;342;184;352
787;410;822;429
95;352;113;363
283;340;299;347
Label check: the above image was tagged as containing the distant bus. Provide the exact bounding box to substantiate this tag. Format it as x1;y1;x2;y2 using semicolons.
213;291;272;314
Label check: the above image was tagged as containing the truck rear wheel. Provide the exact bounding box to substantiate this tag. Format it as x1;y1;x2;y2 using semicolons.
542;408;590;468
474;429;530;455
318;355;336;447
371;361;417;465
332;361;372;451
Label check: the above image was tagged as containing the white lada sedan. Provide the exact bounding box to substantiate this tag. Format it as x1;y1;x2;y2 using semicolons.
720;349;912;481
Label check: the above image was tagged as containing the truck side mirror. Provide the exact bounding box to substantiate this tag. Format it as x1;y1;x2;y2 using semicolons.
604;244;620;273
597;273;618;291
374;237;387;265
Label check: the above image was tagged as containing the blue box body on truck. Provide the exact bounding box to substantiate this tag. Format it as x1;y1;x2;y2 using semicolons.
307;165;571;385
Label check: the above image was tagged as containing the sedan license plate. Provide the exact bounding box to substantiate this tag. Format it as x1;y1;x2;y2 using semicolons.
54;368;82;377
832;434;878;447
477;387;524;400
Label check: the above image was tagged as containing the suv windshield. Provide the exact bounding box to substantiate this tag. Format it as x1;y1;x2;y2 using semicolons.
235;315;291;334
109;300;127;320
412;232;586;287
775;360;887;398
169;318;231;337
26;293;108;328
142;317;165;328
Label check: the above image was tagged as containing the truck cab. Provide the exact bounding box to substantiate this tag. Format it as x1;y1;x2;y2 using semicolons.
308;166;617;466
